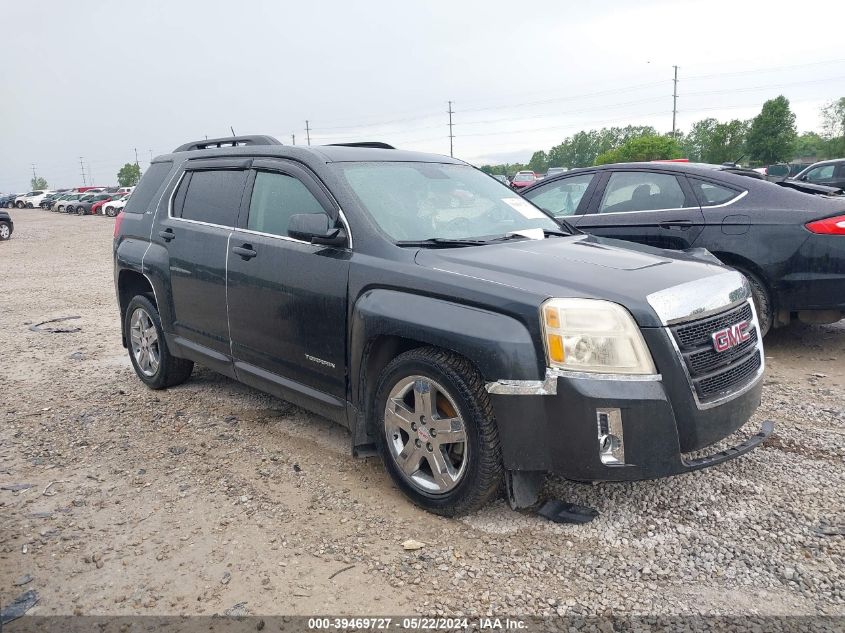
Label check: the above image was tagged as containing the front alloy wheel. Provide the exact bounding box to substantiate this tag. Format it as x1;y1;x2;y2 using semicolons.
384;376;469;494
0;222;10;240
375;347;503;516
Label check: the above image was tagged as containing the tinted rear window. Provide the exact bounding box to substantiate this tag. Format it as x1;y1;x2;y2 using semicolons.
179;170;246;227
123;161;173;214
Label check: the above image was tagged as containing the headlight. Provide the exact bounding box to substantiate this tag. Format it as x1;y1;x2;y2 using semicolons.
541;298;656;375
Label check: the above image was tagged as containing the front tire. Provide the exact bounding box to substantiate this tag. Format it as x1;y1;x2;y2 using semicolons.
15;201;24;208
124;295;193;389
105;206;116;217
0;221;11;240
374;347;502;516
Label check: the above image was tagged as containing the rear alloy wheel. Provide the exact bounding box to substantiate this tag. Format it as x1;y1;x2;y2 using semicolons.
0;222;11;240
375;347;502;516
5;201;12;209
25;203;33;208
15;201;24;208
105;206;116;217
125;295;193;389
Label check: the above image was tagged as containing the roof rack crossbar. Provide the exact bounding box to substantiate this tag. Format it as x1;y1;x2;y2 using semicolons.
173;135;283;152
327;142;395;149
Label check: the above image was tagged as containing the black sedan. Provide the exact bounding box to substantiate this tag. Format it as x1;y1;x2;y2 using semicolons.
522;162;845;334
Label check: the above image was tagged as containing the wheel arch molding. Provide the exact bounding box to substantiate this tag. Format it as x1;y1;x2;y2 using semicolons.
349;289;544;414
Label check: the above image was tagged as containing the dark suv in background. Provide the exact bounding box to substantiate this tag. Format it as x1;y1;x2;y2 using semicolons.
113;136;772;515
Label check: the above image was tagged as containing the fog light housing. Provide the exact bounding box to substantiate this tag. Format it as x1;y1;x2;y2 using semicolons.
596;408;624;465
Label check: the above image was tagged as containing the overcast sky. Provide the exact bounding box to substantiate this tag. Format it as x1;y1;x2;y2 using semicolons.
2;0;844;191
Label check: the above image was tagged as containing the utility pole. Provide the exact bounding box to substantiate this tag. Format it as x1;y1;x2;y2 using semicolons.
305;120;311;146
291;133;296;146
31;164;37;182
149;149;153;163
672;65;679;138
447;101;455;157
79;157;87;186
134;148;140;167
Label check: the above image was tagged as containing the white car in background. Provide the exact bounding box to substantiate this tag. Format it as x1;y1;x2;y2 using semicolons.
14;190;53;208
102;194;130;217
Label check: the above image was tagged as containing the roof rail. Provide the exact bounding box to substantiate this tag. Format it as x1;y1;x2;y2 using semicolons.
173;135;282;152
327;142;395;150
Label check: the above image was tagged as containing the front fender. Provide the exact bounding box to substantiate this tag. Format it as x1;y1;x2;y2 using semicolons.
350;289;544;405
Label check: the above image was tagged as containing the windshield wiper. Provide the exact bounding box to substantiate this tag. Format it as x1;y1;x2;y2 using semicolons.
396;237;489;247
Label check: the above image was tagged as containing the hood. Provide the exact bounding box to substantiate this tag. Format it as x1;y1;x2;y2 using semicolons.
414;234;732;327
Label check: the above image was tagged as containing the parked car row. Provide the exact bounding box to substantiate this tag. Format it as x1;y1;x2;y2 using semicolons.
43;190;131;216
1;186;134;212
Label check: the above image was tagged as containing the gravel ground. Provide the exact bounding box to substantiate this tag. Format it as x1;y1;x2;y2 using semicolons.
1;209;843;618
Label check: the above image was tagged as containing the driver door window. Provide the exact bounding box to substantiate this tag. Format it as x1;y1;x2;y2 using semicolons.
599;172;688;213
805;165;835;182
247;171;326;238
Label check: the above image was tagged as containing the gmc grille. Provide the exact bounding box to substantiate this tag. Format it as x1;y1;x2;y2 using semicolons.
670;302;762;404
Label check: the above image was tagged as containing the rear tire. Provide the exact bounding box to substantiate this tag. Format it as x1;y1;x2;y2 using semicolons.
5;201;12;209
0;221;11;240
15;201;24;208
734;266;773;336
124;295;193;389
106;206;116;217
374;347;503;516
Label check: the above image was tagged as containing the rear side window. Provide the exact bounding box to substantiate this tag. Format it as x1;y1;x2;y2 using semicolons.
688;178;741;206
178;170;246;227
600;172;687;213
524;174;595;217
247;171;326;237
124;161;173;214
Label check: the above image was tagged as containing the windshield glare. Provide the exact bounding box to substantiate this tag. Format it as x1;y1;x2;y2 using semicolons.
334;162;559;242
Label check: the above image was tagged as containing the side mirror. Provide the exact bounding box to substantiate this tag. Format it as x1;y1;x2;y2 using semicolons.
288;213;347;247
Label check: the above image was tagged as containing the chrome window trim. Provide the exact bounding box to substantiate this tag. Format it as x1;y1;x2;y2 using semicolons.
593;189;748;217
664;298;765;411
486;367;662;395
231;226;314;247
646;271;751;327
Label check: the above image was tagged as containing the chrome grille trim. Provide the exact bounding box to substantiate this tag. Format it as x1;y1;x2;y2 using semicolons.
665;298;765;410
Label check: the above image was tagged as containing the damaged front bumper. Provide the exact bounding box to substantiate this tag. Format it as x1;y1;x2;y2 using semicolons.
487;366;772;482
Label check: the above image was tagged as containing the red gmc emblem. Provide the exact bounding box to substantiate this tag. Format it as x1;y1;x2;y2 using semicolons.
712;320;751;352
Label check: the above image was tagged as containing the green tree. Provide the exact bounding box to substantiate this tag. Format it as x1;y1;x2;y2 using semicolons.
681;118;718;162
527;150;548;173
547;125;658;168
794;132;827;160
117;163;142;187
31;175;48;190
820;97;845;157
594;134;681;165
746;96;797;164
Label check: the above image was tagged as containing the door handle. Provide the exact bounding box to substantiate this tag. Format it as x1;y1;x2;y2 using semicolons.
159;229;175;241
232;244;257;260
658;220;693;230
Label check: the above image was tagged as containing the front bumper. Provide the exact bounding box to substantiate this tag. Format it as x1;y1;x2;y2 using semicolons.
488;365;769;482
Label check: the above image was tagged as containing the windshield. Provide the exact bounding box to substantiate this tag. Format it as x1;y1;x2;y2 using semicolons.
334;162;560;242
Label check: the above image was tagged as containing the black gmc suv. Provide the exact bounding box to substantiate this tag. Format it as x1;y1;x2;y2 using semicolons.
113;135;772;516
